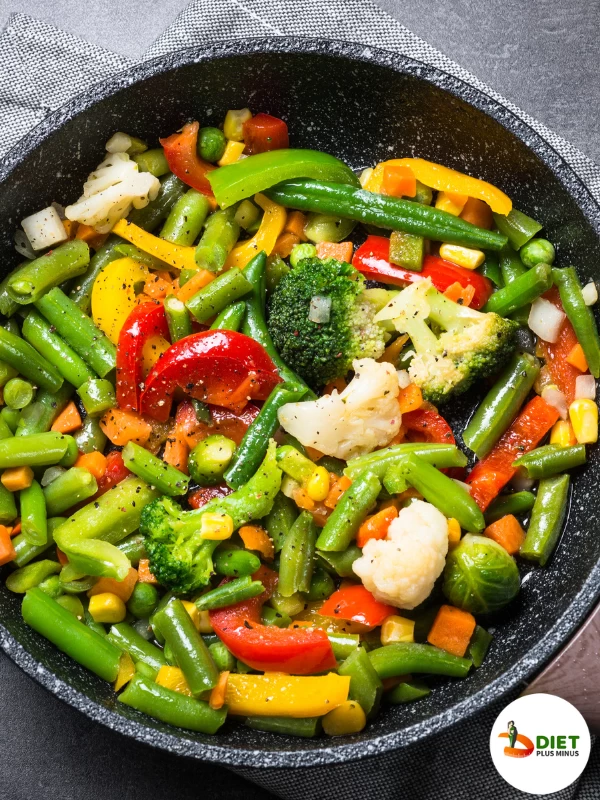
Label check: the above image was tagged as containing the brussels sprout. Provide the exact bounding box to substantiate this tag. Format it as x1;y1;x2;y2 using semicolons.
442;534;520;614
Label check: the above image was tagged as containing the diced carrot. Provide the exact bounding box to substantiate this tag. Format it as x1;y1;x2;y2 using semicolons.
381;164;417;198
0;525;13;540
56;547;69;566
0;525;16;566
284;210;308;241
51;401;82;434
273;232;300;258
378;334;409;365
293;486;315;511
308;502;331;528
74;451;108;482
137;559;159;585
88;567;138;602
443;281;476;307
484;514;526;555
62;219;79;239
323;377;347;395
1;466;34;492
398;383;423;414
143;274;173;300
427;604;476;658
76;223;108;250
209;671;230;710
388;424;407;445
324;475;352;509
459;197;493;229
176;269;214;302
356;506;398;548
566;343;589;373
163;428;189;474
239;525;275;560
10;521;21;536
100;408;152;446
305;446;324;461
315;241;354;263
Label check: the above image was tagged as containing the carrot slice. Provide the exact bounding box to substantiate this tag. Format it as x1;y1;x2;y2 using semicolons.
51;401;82;434
239;525;275;560
427;604;476;657
566;343;589;373
137;559;159;585
284;211;307;240
315;241;353;263
381;165;416;198
324;475;352;509
176;269;214;303
459;197;493;229
87;567;138;602
484;514;526;555
209;671;230;710
0;525;16;566
273;232;300;258
398;383;423;414
356;506;398;548
74;451;108;482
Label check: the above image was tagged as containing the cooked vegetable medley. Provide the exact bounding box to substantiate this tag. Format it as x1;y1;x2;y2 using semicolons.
1;107;598;739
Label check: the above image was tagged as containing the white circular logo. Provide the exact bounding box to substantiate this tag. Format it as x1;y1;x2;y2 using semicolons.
489;693;591;795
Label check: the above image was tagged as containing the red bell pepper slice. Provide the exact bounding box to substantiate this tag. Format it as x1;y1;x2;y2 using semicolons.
319;584;396;628
537;287;580;405
159;121;215;196
466;395;560;510
352;236;492;310
140;330;281;422
402;408;455;445
116;302;170;413
243;113;289;155
188;484;233;509
210;565;336;674
95;451;131;498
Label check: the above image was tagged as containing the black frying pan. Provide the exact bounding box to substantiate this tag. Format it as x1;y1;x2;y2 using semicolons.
1;38;599;768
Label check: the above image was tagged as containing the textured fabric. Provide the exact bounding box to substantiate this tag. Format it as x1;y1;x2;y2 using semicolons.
0;1;599;797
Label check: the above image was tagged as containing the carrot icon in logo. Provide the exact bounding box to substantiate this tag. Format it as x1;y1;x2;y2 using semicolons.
499;721;535;758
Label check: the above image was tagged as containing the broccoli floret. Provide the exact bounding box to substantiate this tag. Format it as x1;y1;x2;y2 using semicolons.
267;257;387;388
376;279;518;405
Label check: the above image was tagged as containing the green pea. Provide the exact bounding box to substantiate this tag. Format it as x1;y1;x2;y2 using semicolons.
208;641;236;672
4;378;34;410
520;238;555;268
188;434;236;485
306;567;336;601
289;243;317;268
127;582;160;619
198;127;227;163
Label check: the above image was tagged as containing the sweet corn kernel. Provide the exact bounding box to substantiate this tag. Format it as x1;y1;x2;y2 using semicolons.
197;609;214;634
200;511;234;540
306;466;331;502
447;517;462;548
435;191;468;216
323;700;367;737
88;592;127;624
114;652;136;692
569;398;598;444
439;243;485;270
223;108;252;141
217;140;246;167
156;666;193;696
182;600;201;631
550;419;577;447
381;614;416;645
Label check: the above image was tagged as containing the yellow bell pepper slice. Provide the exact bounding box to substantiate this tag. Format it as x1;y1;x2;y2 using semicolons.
156;666;193;696
225;672;350;717
91;257;149;344
142;334;171;376
114;652;136;692
112;218;197;271
365;157;512;215
225;193;286;269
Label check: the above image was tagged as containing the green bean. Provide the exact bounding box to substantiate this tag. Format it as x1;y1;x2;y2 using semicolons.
513;444;586;479
43;467;97;516
1;407;20;434
107;622;167;674
73;415;107;454
113;242;168;270
317;544;362;578
38;574;62;598
76;378;116;417
35;288;116;377
0;361;18;389
0;432;72;468
0;326;62;392
160;189;210;246
59;572;96;595
6;560;61;593
268;590;305;618
195;576;265;611
117;532;147;565
387;680;431;704
128;174;186;231
195;208;240;272
198;127;227;163
154;598;219;695
55;595;84;617
122;440;189;496
22;587;122;681
22;309;97;388
317;456;345;477
209;300;246;332
214;545;261;578
479;252;503;288
463;352;540;459
208;641;236;672
553;266;600;377
3;378;34;410
264;492;297;553
133;148;170;177
276;445;316;484
12;517;63;568
468;625;493;668
188;435;236;487
6;240;90;305
0;483;17;524
186;267;252;323
493;208;542;250
126;583;159;620
306;567;335;601
245;716;322;738
68;236;122;313
265;253;290;293
520;238;555;268
119;674;227;734
0;415;12;443
520;474;570;566
345;443;467;481
499;242;528;285
59;436;79;468
316;472;381;552
278;511;318;597
261;606;292;628
0;264;23;317
16;384;72;437
382;468;408;495
20;479;47;546
483;262;552;317
164;295;192;342
224;384;306;489
485;491;536;524
338;645;383;716
83;607;106;637
369;642;472;679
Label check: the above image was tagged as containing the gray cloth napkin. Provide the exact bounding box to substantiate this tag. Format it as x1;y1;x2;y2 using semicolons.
1;1;599;798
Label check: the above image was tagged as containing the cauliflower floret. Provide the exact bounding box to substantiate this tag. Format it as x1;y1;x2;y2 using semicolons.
353;500;448;609
277;357;401;460
65;152;160;233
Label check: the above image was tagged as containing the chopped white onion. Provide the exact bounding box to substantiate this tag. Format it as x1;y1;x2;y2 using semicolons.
51;201;66;220
308;295;332;323
528;297;565;343
41;466;66;487
582;281;598;306
396;369;411;389
575;374;596;400
281;474;300;499
452;479;472;495
14;229;36;260
21;206;68;252
542;384;568;420
105;131;133;153
511;472;536;492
